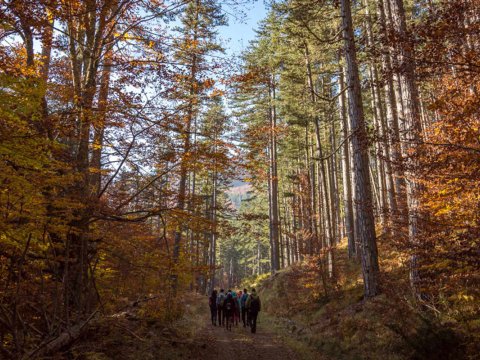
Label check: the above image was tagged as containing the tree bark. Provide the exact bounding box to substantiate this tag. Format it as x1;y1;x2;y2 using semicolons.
268;75;281;272
386;0;424;296
305;43;334;275
378;0;403;218
339;67;356;258
91;37;113;196
341;0;380;297
172;0;201;288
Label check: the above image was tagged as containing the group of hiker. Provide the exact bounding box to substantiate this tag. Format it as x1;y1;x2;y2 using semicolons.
208;288;261;333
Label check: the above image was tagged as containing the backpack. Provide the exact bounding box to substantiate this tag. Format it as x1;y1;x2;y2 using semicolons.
250;296;260;312
241;293;248;306
225;299;232;311
217;293;225;307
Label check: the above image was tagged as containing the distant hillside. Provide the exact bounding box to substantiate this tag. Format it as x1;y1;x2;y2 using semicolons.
229;179;247;188
225;183;252;209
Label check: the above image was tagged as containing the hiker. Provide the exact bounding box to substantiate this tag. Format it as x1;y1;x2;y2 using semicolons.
236;291;242;325
231;291;239;326
216;289;226;327
240;288;249;327
209;289;217;326
246;288;261;333
224;289;232;326
224;291;236;331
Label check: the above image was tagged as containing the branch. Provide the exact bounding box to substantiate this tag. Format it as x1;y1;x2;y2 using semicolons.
23;310;99;359
113;163;179;211
403;140;480;154
314;131;354;162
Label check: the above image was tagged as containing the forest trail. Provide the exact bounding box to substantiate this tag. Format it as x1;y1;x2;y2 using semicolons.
191;300;302;360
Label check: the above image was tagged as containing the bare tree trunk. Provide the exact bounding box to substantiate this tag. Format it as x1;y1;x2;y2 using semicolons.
305;43;334;275
39;10;54;138
378;0;403;218
308;133;320;254
364;0;389;231
330;117;342;245
296;166;306;259
305;131;314;255
172;1;201;289
387;0;424;296
341;0;380;297
269;75;280;272
325;125;336;275
188;113;199;291
267;160;275;271
208;136;218;292
339;67;356;258
64;0;111;314
91;37;113;196
367;65;388;226
279;173;288;268
283;196;292;266
292;193;300;263
172;124;192;285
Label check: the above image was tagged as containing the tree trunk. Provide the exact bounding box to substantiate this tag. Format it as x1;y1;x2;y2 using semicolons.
269;75;281;272
305;43;334;275
329;118;342;245
91;37;113;196
341;0;380;298
378;0;403;219
339;67;356;258
386;0;424;296
208;135;218;292
172;1;201;288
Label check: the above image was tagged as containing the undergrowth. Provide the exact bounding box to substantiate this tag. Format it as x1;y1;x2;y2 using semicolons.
250;237;476;360
64;295;207;360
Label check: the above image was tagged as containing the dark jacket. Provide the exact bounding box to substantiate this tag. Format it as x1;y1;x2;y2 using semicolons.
241;293;249;308
245;292;261;313
209;294;217;310
224;295;236;313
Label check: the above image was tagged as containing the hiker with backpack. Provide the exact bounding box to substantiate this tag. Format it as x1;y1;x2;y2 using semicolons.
216;289;226;327
224;291;236;331
240;288;249;327
209;289;217;326
245;288;261;333
231;291;239;326
236;290;242;325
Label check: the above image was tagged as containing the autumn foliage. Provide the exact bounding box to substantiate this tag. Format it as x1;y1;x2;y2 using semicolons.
0;0;232;357
0;0;479;358
413;0;480;318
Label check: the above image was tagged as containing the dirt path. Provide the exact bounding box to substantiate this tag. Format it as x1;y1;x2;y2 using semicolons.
191;309;301;360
